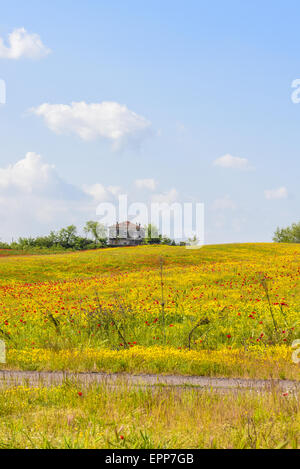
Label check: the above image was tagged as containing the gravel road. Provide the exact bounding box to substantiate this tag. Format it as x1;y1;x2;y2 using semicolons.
0;370;299;394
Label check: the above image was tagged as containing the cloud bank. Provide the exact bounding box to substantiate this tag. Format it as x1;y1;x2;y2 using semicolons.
0;153;116;241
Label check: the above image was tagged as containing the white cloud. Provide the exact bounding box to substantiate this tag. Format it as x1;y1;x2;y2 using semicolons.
0;28;50;60
30;101;152;145
82;183;120;202
264;186;288;200
152;188;178;204
213;153;252;170
0;153;121;241
0;152;59;194
107;185;121;196
212;195;237;210
82;183;108;202
135;178;157;190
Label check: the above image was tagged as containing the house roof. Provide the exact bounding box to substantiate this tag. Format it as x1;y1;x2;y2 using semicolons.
109;221;142;228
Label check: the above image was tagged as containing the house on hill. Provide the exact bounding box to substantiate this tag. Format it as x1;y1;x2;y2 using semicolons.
108;221;145;246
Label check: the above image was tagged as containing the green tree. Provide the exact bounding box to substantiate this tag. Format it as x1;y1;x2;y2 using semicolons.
273;222;300;243
58;225;78;248
187;235;199;247
84;221;107;245
144;224;162;244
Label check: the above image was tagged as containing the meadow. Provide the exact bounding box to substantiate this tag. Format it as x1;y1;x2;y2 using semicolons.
0;243;299;379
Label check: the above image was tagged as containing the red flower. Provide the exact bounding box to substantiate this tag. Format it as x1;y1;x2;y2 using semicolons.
227;334;232;339
78;392;83;397
120;435;124;440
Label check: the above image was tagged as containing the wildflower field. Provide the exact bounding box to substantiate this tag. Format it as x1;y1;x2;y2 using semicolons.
0;243;299;379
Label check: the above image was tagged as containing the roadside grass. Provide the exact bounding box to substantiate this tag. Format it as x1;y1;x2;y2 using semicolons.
0;382;298;449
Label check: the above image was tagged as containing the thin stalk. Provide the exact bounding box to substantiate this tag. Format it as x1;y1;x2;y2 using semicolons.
159;257;166;344
260;277;278;331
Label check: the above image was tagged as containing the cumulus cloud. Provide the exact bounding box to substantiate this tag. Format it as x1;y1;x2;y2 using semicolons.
0;28;51;59
82;183;120;202
213;154;253;170
0;152;60;194
212;195;237;210
264;186;288;200
107;185;121;196
135;178;157;190
0;153;120;241
82;183;108;202
152;188;178;204
30;101;152;146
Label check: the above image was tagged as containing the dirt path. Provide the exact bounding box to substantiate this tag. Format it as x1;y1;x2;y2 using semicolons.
0;370;299;393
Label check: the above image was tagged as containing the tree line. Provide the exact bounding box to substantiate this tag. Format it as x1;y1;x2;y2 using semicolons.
273;221;300;243
0;220;298;251
0;221;177;252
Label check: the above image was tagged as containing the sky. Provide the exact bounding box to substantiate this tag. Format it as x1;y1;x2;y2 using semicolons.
0;0;299;244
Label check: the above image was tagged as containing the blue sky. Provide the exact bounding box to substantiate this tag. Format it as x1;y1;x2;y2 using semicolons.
0;0;299;243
